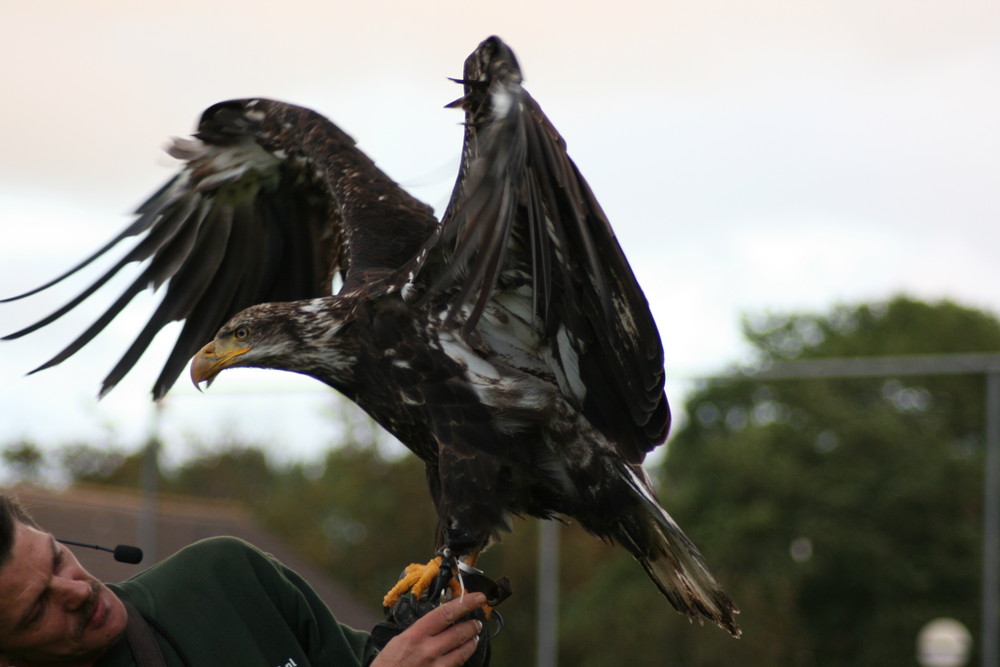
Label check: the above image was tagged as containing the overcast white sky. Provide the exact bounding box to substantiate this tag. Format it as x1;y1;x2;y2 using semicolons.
1;0;998;470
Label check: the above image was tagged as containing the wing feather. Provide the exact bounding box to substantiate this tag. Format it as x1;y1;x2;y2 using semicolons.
424;36;669;462
5;98;438;398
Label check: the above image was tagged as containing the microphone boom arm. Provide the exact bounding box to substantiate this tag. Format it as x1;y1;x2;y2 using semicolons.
58;538;144;564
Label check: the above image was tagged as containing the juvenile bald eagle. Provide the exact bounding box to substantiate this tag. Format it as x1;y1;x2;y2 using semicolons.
4;37;739;635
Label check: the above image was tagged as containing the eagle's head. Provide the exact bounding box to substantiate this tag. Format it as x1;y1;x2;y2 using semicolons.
189;297;356;390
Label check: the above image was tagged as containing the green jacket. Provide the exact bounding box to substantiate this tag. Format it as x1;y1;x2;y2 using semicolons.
98;536;379;666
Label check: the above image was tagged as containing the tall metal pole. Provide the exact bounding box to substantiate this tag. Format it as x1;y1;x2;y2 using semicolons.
983;372;999;667
536;520;559;667
139;401;163;563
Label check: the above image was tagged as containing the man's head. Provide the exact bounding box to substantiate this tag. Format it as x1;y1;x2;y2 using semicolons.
0;492;128;667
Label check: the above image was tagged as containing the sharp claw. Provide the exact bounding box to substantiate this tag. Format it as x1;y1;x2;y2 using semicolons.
383;553;509;610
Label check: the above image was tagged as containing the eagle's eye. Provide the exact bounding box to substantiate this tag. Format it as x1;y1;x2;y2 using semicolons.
234;326;251;340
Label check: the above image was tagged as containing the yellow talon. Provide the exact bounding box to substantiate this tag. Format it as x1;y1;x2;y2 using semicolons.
382;557;462;608
411;556;444;600
382;562;428;608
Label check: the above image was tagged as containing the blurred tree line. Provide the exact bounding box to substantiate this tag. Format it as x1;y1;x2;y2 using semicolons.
2;295;993;665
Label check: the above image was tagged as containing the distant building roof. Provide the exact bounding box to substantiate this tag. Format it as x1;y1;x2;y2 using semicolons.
5;483;379;630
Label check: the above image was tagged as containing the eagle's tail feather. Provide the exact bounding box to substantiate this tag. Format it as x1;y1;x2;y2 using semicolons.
620;466;742;637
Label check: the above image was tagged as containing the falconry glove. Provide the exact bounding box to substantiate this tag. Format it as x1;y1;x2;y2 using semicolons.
369;591;493;667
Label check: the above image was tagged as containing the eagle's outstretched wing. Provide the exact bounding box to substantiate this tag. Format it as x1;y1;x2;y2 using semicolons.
420;36;669;463
3;99;438;399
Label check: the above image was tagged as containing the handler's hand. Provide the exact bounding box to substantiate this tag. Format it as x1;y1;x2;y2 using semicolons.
371;593;487;667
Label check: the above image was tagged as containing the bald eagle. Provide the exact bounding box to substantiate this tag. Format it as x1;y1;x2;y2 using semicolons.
4;37;739;635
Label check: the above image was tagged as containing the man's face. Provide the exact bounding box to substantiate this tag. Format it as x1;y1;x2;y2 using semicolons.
0;522;127;666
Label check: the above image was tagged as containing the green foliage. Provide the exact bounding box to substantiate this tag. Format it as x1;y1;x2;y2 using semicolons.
649;296;991;665
2;441;46;483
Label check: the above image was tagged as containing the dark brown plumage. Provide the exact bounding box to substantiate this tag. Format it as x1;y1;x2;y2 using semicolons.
4;36;739;635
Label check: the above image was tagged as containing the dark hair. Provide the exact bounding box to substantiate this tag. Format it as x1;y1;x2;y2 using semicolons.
0;492;38;569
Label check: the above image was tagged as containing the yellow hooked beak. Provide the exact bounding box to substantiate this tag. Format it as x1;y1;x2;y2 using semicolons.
189;339;251;389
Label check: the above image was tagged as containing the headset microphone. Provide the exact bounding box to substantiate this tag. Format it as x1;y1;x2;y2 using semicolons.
58;539;144;564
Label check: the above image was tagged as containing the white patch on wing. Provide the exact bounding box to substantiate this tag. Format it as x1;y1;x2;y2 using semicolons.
439;331;500;381
493;285;535;323
491;85;517;119
484;374;552;436
540;325;586;405
437;327;552;429
477;287;548;376
555;325;586;401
